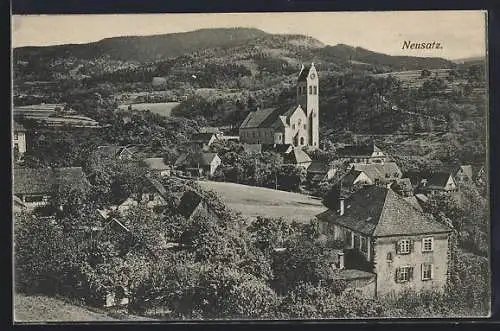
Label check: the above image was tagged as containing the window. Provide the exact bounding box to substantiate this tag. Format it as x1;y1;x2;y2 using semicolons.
303;124;306;129
397;239;412;254
300;137;304;145
148;193;155;202
313;86;317;95
345;229;352;247
25;195;44;203
277;134;282;142
387;252;393;262
292;124;296;130
421;264;433;280
309;86;312;94
361;237;368;253
354;234;360;249
396;266;413;283
422;237;434;252
14;132;19;140
298;119;302;125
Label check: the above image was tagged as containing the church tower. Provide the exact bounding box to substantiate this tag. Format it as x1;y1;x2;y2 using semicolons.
296;63;319;149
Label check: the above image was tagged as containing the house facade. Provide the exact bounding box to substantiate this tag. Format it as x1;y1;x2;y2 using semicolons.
13;121;27;161
306;161;337;183
189;133;218;152
239;63;319;149
316;186;452;297
142;157;171;177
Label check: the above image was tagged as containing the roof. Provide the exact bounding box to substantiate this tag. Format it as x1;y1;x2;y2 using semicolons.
341;169;366;186
177;190;203;218
262;144;294;154
13;167;88;195
283;148;312;165
239;105;300;129
13;121;27;132
403;196;424;212
190;132;216;143
336;144;382;157
328;269;376;281
352;162;401;181
426;172;453;189
307;161;332;174
316;186;451;237
175;152;219;167
95;145;125;159
239;108;277;129
142;158;171;171
297;64;312;82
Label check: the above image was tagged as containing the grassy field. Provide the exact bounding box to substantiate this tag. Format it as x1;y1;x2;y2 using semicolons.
117;102;180;117
14;293;154;323
198;180;328;224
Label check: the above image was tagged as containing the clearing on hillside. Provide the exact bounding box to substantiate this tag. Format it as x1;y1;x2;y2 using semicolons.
198;180;328;224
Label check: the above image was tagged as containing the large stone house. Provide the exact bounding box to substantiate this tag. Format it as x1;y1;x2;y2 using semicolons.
316;186;452;297
239;63;320;149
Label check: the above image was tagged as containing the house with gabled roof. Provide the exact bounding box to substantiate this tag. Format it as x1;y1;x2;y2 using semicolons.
189;132;219;151
13;166;89;212
440;164;474;185
141;157;171;177
352;162;402;184
174;152;221;177
336;143;388;164
420;172;458;195
117;175;171;214
306;161;337;183
239;63;320;149
316;186;452;297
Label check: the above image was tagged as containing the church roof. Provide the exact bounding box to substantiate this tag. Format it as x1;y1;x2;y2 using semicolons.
316;186;451;237
239;105;302;129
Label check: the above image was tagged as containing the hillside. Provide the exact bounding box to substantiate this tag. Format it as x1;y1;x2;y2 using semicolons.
14;27;270;62
14;293;155;322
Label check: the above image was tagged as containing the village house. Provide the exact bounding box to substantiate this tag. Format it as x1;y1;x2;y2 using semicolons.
340;169;374;188
13;121;27;162
335;143;388;164
239;63;320;149
116;175;171;214
141;157;172;177
473;164;487;184
406;171;459;196
94;144;146;161
174;152;221;177
306;161;337;183
13;167;89;212
316;185;452;297
352;162;402;184
441;164;474;185
189;132;219;152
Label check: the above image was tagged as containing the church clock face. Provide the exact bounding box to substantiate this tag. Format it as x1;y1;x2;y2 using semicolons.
310;73;316;79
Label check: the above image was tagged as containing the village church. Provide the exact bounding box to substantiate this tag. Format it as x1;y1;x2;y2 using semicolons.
239;63;320;149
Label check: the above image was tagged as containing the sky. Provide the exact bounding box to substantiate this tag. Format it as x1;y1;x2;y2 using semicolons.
12;11;487;60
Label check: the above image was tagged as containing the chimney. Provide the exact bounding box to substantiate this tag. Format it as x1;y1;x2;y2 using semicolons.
338;252;345;269
339;197;345;216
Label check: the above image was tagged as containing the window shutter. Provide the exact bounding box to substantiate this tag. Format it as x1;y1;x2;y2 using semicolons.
409;240;414;253
409;267;414;281
430;264;434;279
421;264;424;280
395;268;400;283
395;241;400;254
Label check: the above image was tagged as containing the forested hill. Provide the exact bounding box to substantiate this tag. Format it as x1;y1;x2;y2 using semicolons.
13;27;454;70
14;28;271;62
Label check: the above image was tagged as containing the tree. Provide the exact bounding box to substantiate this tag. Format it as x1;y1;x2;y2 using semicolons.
276;165;306;192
